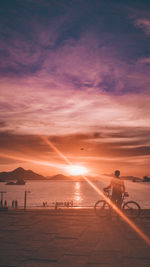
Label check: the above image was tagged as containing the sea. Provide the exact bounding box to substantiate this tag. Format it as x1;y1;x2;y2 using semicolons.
0;179;150;209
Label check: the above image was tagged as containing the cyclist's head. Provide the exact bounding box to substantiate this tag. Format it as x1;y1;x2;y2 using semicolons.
114;170;120;178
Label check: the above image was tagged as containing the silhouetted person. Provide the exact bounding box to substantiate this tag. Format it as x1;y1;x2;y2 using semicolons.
43;202;47;207
15;200;18;208
4;200;7;208
1;199;3;208
12;200;14;208
104;170;125;208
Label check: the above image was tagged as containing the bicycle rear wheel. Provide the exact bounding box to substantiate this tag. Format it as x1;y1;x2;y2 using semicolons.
123;201;141;219
94;200;110;217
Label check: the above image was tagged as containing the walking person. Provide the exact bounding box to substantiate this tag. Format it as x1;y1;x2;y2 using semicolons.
12;200;14;208
15;200;18;208
4;200;7;208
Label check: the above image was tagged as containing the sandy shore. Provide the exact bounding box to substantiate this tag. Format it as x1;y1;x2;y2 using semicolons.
0;209;150;267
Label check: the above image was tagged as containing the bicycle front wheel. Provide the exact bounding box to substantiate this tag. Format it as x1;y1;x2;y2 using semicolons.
94;200;110;217
123;201;141;219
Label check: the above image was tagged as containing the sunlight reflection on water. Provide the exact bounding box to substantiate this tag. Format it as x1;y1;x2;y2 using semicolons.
74;182;83;202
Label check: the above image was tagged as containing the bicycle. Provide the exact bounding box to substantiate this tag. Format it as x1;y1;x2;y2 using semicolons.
94;189;141;219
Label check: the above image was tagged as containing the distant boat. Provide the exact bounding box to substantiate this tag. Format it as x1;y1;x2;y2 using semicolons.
6;178;26;185
6;181;16;185
143;176;150;182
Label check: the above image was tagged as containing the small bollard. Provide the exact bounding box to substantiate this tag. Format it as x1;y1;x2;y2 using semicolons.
24;191;30;211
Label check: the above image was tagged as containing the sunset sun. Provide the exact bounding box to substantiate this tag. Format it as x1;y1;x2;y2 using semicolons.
66;165;88;176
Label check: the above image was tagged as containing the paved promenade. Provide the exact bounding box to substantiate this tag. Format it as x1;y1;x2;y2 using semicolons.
0;209;150;267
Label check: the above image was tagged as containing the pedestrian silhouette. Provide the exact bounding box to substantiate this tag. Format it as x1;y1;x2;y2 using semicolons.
4;200;7;207
15;200;18;208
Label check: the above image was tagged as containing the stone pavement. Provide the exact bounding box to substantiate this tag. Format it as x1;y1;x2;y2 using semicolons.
0;209;150;267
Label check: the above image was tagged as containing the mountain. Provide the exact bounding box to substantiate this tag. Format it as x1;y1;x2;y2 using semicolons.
103;173;142;182
47;174;97;181
0;167;96;182
0;167;46;181
121;176;142;182
48;174;70;181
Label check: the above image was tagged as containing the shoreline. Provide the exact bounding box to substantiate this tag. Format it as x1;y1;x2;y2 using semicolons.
0;208;150;217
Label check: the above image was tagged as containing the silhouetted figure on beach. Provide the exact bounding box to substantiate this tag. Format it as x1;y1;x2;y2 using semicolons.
1;199;3;208
12;200;14;208
104;170;125;208
15;200;18;208
4;200;7;208
43;202;47;207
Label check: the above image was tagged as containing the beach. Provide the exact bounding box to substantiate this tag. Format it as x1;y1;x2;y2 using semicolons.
0;209;150;267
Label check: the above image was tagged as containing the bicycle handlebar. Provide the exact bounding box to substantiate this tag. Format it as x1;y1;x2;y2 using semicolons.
103;188;111;192
103;188;129;198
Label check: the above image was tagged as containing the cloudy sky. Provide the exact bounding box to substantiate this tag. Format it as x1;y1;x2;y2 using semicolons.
0;0;150;176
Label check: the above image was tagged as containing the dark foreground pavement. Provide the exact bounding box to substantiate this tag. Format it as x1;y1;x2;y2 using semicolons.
0;209;150;267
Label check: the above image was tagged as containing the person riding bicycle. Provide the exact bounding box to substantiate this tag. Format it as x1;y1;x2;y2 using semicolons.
104;170;125;208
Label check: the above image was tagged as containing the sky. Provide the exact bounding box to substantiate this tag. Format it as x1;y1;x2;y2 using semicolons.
0;0;150;177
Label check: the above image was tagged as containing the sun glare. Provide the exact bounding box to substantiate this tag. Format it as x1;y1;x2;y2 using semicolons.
66;165;88;176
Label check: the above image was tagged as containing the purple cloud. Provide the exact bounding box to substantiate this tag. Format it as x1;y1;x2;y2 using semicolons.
0;0;150;175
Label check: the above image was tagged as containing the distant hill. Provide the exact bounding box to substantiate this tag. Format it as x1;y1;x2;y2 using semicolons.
0;167;46;181
121;176;142;182
47;174;70;181
0;167;96;182
103;174;142;182
47;174;96;181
